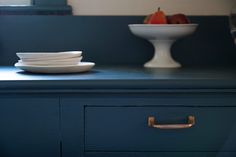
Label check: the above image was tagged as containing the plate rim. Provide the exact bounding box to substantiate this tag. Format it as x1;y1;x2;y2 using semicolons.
15;62;95;68
14;62;95;74
16;51;82;59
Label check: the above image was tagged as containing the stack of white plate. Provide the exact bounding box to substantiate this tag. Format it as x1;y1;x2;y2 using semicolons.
14;51;95;73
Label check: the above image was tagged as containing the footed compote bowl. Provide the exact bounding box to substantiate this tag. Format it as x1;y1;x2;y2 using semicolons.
128;24;198;68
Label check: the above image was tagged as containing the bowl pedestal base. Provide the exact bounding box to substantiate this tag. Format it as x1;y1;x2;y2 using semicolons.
144;40;181;68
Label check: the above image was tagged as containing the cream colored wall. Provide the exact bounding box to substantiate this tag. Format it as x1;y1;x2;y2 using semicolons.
68;0;234;15
0;0;233;15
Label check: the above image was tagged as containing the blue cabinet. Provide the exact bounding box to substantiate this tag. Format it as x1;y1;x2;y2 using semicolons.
61;93;236;157
1;67;236;157
60;96;85;157
0;95;60;157
85;107;236;152
0;15;236;157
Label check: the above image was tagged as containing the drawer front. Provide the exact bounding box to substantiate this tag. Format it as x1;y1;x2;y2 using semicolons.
85;106;236;152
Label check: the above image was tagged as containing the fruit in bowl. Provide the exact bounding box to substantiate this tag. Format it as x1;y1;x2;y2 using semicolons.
144;8;168;24
143;8;191;24
129;8;198;68
168;14;190;24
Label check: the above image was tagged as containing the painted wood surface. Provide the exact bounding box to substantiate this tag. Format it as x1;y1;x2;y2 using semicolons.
0;0;71;15
0;95;60;157
61;94;236;157
85;106;236;151
0;13;236;156
60;97;86;157
32;0;67;6
0;89;235;157
0;16;235;66
1;67;236;92
85;152;236;157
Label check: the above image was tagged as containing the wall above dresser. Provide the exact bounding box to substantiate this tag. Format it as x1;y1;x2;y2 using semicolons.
68;0;233;16
0;15;235;67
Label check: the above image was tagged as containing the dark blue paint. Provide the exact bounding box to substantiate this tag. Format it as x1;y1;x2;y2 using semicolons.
62;94;236;157
60;97;85;157
0;6;72;15
0;78;236;157
0;15;236;157
85;152;236;157
85;106;236;152
32;0;67;6
0;95;60;157
0;16;235;66
0;0;71;15
1;67;236;92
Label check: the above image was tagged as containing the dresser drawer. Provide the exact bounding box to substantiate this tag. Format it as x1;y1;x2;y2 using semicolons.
85;106;236;152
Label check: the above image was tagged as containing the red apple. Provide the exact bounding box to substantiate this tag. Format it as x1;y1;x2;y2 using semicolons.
168;14;190;24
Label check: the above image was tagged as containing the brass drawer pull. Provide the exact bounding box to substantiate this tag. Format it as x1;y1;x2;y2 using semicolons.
148;116;195;129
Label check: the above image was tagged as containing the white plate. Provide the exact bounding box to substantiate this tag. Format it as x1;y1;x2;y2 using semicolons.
15;62;95;74
16;51;82;60
18;56;83;66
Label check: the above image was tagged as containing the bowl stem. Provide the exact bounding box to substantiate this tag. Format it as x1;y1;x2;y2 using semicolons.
144;40;181;68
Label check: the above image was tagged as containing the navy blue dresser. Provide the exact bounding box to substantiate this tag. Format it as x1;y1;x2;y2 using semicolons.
0;67;236;157
0;15;236;157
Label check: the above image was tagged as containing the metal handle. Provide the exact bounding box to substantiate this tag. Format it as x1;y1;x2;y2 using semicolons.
148;116;195;129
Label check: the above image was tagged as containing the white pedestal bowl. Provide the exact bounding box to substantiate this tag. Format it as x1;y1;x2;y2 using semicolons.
128;24;198;68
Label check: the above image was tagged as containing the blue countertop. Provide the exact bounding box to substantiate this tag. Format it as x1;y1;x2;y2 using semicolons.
0;66;236;92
